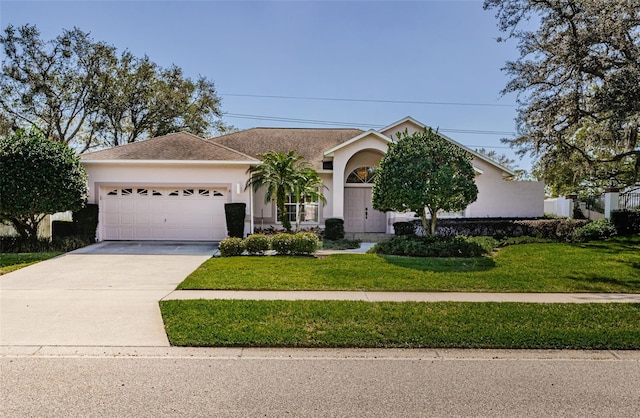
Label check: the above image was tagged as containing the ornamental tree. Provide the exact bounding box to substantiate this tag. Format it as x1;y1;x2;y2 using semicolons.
373;129;478;235
0;128;87;243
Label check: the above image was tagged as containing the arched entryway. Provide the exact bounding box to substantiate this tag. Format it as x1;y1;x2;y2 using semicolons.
343;151;386;233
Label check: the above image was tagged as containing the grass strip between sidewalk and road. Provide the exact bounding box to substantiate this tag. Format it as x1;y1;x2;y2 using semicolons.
160;300;640;349
0;252;61;275
178;237;640;293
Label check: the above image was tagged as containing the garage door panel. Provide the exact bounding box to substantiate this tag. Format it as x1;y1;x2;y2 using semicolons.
101;186;229;241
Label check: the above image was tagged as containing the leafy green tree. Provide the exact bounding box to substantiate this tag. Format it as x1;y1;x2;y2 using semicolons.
373;129;478;235
0;128;87;243
484;0;640;193
0;24;231;152
245;150;309;232
0;24;115;147
292;167;327;231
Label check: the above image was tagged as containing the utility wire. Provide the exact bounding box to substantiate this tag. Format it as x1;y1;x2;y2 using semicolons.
224;113;517;137
223;113;515;149
221;93;517;108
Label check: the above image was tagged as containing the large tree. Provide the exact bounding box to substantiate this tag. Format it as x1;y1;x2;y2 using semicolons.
484;0;640;194
0;128;87;243
373;129;478;235
0;24;230;152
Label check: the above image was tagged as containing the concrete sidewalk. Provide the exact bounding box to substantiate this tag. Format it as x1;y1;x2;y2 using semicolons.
163;290;640;303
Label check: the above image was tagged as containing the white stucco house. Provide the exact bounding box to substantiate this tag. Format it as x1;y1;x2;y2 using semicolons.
81;116;544;241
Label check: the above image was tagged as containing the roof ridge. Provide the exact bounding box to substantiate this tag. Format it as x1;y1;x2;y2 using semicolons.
194;136;258;161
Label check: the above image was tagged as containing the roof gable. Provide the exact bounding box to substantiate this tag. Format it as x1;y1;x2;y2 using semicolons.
380;116;516;176
81;131;257;162
323;130;392;157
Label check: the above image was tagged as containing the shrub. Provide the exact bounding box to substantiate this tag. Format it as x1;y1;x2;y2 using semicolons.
393;221;415;236
73;204;99;242
219;237;244;257
271;233;294;255
610;210;640;235
572;219;617;242
52;220;75;240
0;235;91;253
515;219;589;241
243;234;271;255
369;235;491;258
224;203;246;238
291;232;319;255
324;218;345;240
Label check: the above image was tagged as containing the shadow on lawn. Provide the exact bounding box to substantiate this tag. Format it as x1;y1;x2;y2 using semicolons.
380;255;496;273
565;273;640;292
575;235;640;254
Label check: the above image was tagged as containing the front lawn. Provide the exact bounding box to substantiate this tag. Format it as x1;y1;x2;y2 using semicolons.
0;252;61;275
178;236;640;293
160;300;640;349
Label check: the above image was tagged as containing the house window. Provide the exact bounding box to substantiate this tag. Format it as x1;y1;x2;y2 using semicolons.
106;189;118;196
183;189;194;196
279;194;319;224
199;189;210;197
346;167;376;183
121;188;133;196
137;188;148;196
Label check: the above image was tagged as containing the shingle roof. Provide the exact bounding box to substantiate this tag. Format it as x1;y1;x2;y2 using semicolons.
208;128;364;169
81;131;257;161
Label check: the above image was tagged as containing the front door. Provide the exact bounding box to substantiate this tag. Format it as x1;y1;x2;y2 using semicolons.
344;187;386;233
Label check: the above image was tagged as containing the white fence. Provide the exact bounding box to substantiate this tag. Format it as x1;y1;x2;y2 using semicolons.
0;211;72;238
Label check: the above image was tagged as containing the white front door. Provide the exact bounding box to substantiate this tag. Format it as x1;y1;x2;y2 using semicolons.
344;187;386;233
101;187;229;241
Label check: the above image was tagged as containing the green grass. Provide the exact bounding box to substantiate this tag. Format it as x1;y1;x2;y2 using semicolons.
0;252;61;275
160;300;640;349
178;236;640;293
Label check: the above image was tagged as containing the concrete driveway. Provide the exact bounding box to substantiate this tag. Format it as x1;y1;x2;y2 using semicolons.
0;242;215;347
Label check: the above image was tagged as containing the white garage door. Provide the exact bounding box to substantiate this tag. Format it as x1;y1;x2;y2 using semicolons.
101;187;229;241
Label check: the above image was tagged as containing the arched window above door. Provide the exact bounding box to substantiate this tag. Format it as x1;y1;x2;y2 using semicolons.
346;166;376;184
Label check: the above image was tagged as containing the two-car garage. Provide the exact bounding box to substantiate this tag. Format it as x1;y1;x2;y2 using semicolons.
100;186;229;241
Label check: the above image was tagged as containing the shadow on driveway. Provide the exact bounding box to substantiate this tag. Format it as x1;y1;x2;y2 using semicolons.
71;241;219;256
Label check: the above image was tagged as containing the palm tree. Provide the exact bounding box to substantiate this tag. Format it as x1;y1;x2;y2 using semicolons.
293;167;327;231
245;150;306;232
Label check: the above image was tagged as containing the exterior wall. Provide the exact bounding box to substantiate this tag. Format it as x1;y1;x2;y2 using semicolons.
470;157;544;217
83;162;252;240
380;120;423;139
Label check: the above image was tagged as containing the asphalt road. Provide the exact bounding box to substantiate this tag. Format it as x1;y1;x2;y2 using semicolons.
2;348;639;417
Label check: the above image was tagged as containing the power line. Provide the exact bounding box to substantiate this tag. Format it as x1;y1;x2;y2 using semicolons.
221;93;517;108
224;113;517;137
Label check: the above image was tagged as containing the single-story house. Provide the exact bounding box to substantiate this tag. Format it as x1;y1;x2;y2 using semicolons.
81;116;544;241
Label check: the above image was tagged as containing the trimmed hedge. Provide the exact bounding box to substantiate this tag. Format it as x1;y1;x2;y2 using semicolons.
73;204;99;242
219;232;319;257
611;210;640;235
369;235;495;258
324;218;345;240
224;203;246;238
411;218;589;241
393;221;415;236
52;220;75;240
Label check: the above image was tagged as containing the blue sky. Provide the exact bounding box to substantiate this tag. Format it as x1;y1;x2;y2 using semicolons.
1;0;531;169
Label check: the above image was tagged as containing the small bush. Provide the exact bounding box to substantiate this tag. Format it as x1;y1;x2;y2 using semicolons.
52;220;75;240
610;210;640;235
515;219;589;241
291;232;319;255
572;219;617;242
393;222;415;236
324;218;345;240
219;237;244;257
243;234;271;255
0;236;91;253
369;235;491;258
271;233;294;255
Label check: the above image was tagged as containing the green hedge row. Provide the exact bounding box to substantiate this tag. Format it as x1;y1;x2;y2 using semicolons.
219;232;319;257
